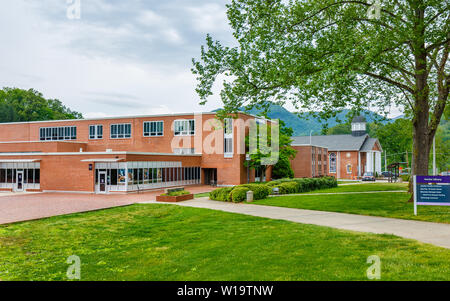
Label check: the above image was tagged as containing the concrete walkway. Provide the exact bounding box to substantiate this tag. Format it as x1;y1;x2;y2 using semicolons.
148;197;450;249
0;185;215;225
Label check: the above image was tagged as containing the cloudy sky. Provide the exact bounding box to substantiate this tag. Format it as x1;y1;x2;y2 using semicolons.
0;0;235;118
0;0;402;119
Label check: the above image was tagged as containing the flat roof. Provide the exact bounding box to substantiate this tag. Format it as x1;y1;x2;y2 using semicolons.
0;111;269;126
0;151;202;157
80;158;125;162
0;159;41;162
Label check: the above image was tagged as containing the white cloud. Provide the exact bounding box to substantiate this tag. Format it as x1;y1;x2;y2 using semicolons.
0;0;223;118
138;10;167;27
186;3;229;33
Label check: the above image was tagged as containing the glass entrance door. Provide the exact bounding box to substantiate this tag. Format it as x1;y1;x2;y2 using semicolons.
99;172;107;193
16;171;24;192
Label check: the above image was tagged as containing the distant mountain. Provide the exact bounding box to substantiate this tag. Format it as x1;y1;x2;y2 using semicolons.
214;104;396;136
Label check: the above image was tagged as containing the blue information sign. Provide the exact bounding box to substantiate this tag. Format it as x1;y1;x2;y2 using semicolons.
414;175;450;215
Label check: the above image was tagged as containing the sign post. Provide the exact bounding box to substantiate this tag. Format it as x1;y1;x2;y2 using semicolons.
413;175;417;215
414;175;450;215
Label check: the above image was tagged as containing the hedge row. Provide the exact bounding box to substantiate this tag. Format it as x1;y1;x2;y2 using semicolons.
209;176;337;203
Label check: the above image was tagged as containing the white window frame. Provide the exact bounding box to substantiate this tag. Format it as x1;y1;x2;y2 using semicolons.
89;124;103;139
110;123;132;139
39;126;77;141
143;121;164;137
174;119;195;136
224;118;233;158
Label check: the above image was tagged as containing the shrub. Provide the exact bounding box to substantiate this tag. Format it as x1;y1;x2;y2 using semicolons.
276;182;299;194
162;190;190;196
209;187;233;202
400;174;410;182
238;183;271;200
272;156;294;179
231;187;250;203
268;176;337;195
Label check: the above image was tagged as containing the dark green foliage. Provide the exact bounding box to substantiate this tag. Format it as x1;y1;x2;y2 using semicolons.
0;87;82;123
209;187;234;202
271;177;337;194
231;187;250;203
238;183;271;200
272;156;294;179
276;182;298;194
210;177;337;202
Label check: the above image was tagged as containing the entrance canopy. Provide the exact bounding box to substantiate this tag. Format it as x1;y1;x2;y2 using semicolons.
0;159;41;163
80;158;124;162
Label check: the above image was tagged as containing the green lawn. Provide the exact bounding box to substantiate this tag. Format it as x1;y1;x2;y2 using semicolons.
194;192;210;198
308;182;408;194
337;180;361;184
0;204;449;281
253;192;450;224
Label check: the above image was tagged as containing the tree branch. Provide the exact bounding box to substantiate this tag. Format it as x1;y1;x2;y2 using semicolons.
288;0;407;32
364;71;414;94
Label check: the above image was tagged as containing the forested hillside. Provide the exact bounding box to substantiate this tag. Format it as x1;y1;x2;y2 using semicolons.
0;88;82;123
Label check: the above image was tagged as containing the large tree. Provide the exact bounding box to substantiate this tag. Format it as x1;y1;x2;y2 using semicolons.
0;87;82;122
192;0;449;182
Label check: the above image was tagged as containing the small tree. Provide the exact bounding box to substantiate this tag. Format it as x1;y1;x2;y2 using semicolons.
245;119;296;182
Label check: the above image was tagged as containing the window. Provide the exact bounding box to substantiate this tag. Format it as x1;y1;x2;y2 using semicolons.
352;123;366;131
329;153;337;173
39;126;77;141
173;148;195;154
110;123;131;139
89;125;103;139
143;121;163;137
174;119;195;136
224;118;233;157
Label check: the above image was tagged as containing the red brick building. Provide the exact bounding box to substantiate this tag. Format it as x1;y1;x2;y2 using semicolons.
290;116;382;179
290;145;329;178
0;112;273;193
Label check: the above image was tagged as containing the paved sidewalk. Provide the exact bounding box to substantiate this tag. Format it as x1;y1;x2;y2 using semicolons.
146;198;450;249
0;185;215;225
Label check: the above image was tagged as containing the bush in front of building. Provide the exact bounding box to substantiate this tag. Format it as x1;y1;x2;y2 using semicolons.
209;183;270;202
209;177;337;202
270;176;337;194
230;187;250;203
276;182;299;194
209;187;234;202
238;183;272;199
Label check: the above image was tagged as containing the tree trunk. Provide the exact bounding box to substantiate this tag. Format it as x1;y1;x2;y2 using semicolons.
409;84;431;201
408;4;430;202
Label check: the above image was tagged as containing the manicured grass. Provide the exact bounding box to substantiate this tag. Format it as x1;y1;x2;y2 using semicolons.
337;180;361;184
0;204;449;281
253;192;450;224
308;182;408;194
194;192;210;198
